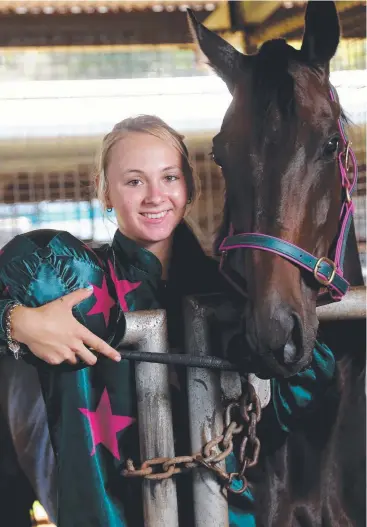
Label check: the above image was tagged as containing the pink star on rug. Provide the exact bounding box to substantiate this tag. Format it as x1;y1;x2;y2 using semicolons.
108;260;141;312
86;276;116;326
79;388;134;460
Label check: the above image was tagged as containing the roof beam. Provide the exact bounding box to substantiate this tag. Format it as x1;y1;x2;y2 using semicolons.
203;2;231;31
204;1;282;29
241;1;281;25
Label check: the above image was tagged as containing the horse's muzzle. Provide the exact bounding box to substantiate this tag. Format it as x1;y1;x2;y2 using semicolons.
241;302;316;377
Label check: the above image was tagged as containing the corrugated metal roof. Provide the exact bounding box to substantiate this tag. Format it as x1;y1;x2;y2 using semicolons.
0;0;219;14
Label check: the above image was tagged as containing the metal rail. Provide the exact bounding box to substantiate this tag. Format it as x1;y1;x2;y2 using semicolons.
316;285;366;321
116;348;237;371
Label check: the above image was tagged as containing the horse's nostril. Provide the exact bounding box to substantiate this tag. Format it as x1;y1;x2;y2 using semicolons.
283;339;297;364
283;314;303;364
273;313;303;366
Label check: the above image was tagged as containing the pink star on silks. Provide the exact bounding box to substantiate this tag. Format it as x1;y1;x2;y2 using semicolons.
86;276;116;326
79;388;134;460
108;260;141;312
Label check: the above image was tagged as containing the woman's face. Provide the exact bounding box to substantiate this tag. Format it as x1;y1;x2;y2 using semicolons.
106;132;188;249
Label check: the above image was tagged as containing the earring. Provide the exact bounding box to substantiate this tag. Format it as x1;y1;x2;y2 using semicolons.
187;198;192;205
106;208;112;213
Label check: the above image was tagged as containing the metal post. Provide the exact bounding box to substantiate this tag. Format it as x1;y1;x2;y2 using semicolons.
184;296;229;527
122;310;179;527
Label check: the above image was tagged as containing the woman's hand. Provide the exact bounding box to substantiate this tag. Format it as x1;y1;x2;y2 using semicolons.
10;288;121;366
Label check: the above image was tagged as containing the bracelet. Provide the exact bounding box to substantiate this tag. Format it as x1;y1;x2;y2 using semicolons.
5;302;23;360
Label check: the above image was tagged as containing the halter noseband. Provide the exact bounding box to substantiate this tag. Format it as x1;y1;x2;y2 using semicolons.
219;85;357;302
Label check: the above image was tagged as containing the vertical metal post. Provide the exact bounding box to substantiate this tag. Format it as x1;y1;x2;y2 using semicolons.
184;296;229;527
122;310;179;527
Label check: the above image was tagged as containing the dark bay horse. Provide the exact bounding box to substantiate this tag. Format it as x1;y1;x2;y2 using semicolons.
189;2;365;525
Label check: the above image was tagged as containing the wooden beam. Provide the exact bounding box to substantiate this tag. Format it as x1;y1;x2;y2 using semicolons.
203;2;230;31
204;1;282;30
0;10;209;47
242;1;281;25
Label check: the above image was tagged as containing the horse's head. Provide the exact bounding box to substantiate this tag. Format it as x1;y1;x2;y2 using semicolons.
189;2;349;377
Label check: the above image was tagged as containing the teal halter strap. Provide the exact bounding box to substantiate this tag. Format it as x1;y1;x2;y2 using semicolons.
219;233;349;298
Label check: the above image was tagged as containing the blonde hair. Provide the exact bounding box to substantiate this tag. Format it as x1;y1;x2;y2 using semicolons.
95;115;200;209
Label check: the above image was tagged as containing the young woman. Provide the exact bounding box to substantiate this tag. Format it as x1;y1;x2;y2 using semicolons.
0;115;336;527
0;115;229;526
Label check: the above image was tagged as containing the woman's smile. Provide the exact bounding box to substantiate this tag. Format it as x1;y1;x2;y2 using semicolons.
140;209;172;221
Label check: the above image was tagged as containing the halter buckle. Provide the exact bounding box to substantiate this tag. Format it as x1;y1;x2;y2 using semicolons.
314;257;337;287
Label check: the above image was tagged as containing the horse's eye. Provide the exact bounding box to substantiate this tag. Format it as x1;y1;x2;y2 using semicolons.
210;150;223;168
323;136;340;157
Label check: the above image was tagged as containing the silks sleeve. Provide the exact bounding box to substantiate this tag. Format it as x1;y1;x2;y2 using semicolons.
0;230;122;366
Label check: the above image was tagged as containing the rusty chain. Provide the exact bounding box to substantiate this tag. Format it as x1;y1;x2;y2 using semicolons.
122;381;261;494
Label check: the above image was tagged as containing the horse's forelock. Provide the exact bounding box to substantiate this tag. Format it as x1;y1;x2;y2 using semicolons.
250;40;297;144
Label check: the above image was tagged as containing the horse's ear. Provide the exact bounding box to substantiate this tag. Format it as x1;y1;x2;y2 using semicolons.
300;1;340;70
187;9;245;94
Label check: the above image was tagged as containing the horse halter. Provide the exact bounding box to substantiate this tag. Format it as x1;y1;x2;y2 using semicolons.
219;85;358;302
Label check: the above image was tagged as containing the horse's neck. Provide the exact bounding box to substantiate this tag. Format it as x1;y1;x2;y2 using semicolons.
341;218;364;287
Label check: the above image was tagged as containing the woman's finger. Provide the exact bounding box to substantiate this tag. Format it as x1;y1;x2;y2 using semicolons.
73;342;98;366
44;349;72;366
79;327;121;363
61;287;94;309
62;350;79;365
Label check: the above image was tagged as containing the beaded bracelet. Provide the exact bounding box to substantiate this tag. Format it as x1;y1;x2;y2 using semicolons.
5;302;23;359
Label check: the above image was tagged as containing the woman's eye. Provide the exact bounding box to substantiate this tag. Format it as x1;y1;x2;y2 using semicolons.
127;179;142;187
165;175;179;182
323;136;340;157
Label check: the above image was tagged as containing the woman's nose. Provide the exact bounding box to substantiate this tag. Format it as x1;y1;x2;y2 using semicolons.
144;184;164;204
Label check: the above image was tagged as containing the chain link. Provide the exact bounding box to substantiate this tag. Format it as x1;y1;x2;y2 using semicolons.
122;380;262;494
